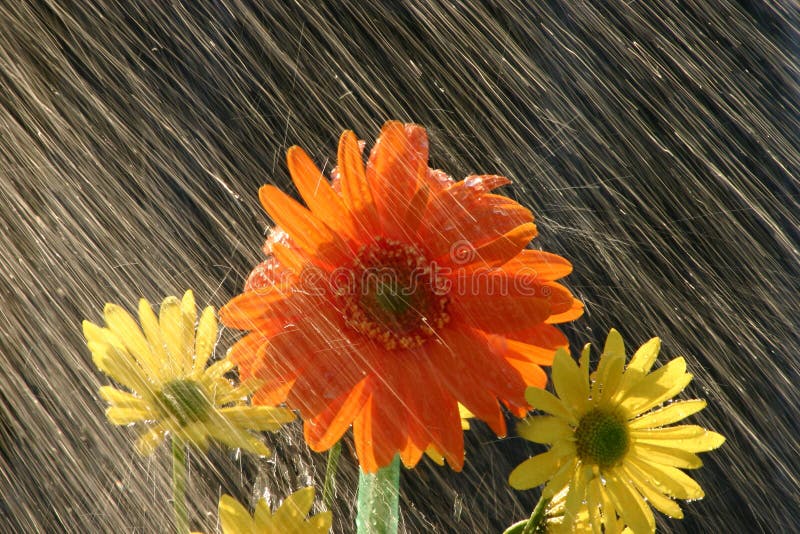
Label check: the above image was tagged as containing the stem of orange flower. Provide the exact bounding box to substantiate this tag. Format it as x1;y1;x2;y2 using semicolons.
355;455;400;534
171;438;189;534
520;494;550;534
322;440;342;511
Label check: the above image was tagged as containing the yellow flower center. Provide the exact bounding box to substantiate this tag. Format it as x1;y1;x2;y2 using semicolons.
339;238;450;350
157;379;213;426
575;408;630;468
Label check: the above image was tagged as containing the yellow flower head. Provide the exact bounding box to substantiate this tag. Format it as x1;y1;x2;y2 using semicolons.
83;290;295;456
509;329;725;533
218;488;332;534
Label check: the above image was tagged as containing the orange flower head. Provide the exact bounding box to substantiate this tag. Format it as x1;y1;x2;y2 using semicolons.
221;121;583;472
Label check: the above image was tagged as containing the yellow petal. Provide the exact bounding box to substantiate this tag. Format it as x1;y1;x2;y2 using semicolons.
508;449;565;490
206;422;271;456
137;299;169;383
632;426;726;453
175;423;211;451
552;348;590;414
424;445;445;466
98;386;144;408
159;296;191;376
628;400;707;429
586;477;607;533
631;442;703;469
194;306;218;373
204;358;236;382
626;456;704;500
219;494;256;534
623;463;683;519
605;470;655;534
541;457;577;499
563;464;592;527
306;510;333;533
458;404;474;430
90;342;149;393
106;406;153;425
627;337;660;375
103;303;161;381
619;358;691;415
272;487;316;529
134;425;166;456
212;382;250;405
588;476;617;533
594;353;625;405
516;416;573;444
602;329;625;359
181;290;197;327
524;386;575;424
217;406;296;431
253;498;273;530
579;343;591;387
83;320;127;354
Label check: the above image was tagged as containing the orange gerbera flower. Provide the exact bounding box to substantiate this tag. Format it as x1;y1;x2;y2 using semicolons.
221;121;583;472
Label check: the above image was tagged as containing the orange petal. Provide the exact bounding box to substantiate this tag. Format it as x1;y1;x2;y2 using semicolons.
271;242;308;275
403;181;431;236
220;288;329;334
245;257;297;292
287;146;355;239
367;122;429;236
304;378;371;451
259;185;350;268
420;190;533;261
437;222;537;268
450;285;551;335
353;396;378;472
337;131;379;236
487;334;560;366
251;375;296;406
429;328;531;435
499;250;573;281
227;332;269;377
542;281;581;316
546;297;585;324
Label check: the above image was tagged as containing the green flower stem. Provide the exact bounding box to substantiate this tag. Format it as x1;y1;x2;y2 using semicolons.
356;455;400;534
322;440;342;511
171;438;189;534
521;494;550;534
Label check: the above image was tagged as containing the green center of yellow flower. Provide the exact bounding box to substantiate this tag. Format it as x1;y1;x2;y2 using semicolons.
575;408;630;468
157;380;213;426
339;238;450;350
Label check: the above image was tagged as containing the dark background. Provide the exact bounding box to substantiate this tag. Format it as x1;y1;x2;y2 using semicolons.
0;1;798;532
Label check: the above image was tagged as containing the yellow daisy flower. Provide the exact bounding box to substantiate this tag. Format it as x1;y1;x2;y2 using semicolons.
83;290;295;456
509;329;725;533
218;488;332;533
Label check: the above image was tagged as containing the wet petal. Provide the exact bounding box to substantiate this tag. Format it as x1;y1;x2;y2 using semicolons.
627;456;705;500
193;306;217;373
631;442;704;469
552;348;590;414
516;415;573;444
508;449;566;490
524;386;576;423
219;494;255;533
102;304;161;380
217;405;296;431
629;399;707;429
605;470;655;534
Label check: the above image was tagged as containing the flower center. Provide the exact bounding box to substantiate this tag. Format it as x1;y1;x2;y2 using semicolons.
575;408;630;468
339;238;450;350
157;379;213;426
